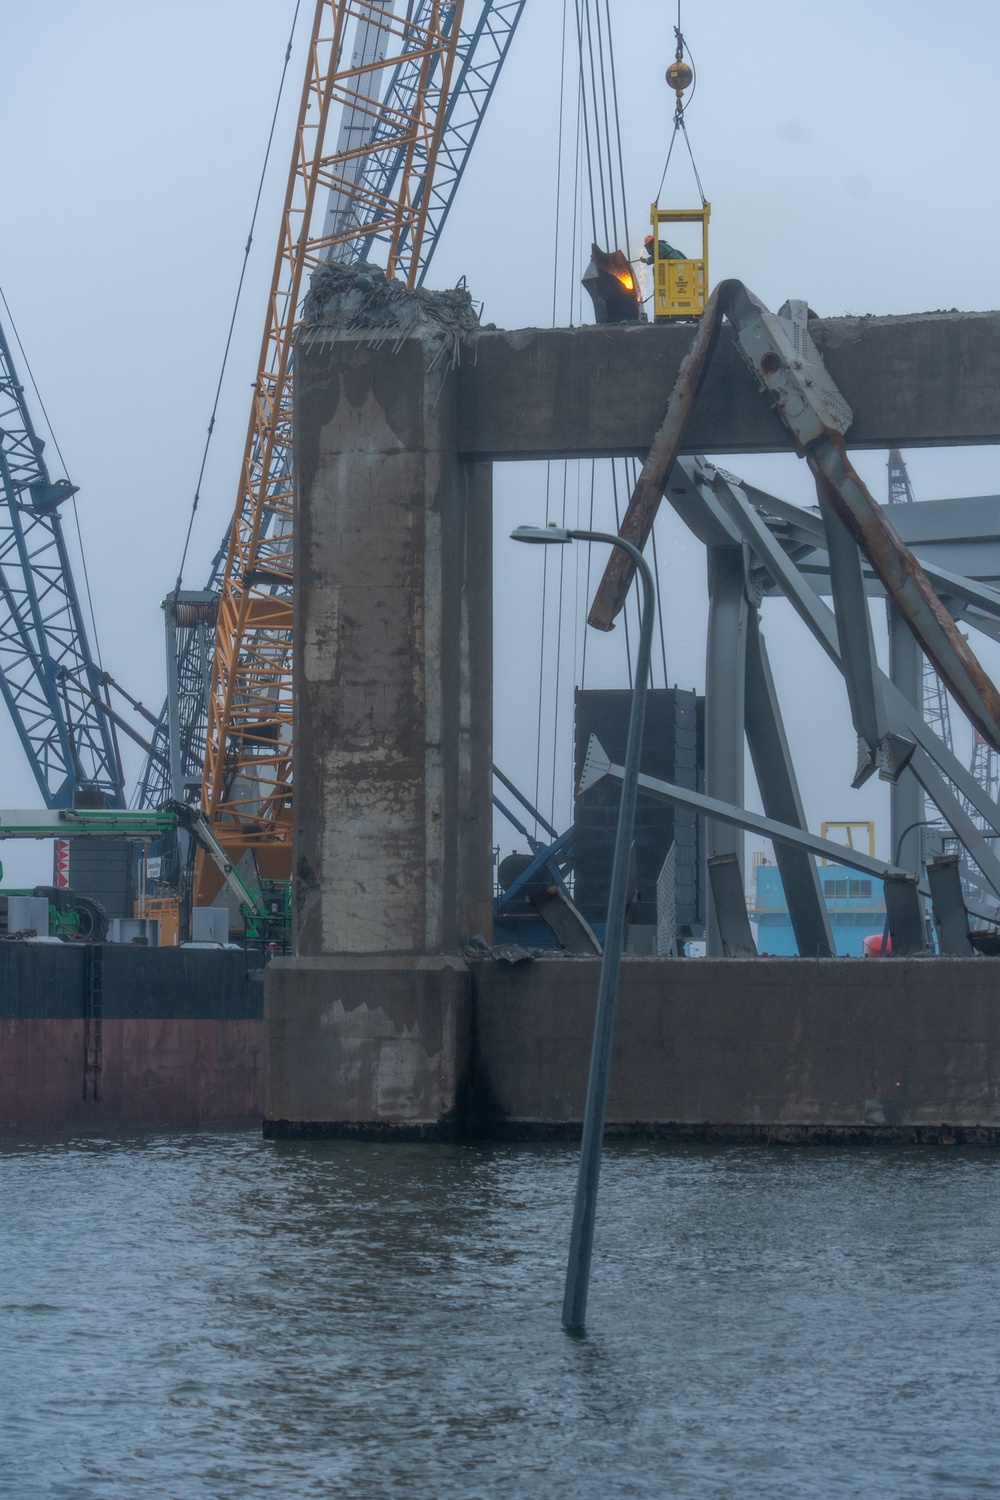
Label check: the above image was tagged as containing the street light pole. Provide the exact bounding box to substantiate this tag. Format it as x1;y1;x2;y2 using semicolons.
510;524;657;1330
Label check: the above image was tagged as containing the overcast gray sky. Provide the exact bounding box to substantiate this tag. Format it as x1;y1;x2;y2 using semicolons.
1;0;999;886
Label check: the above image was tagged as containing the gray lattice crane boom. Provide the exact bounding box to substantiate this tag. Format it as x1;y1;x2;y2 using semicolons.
0;315;125;809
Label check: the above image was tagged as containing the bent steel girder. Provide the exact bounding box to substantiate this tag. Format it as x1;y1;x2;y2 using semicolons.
738;487;1000;620
805;430;1000;751
588;279;1000;755
579;735;906;883
887;598;925;876
744;610;834;957
703;464;1000;828
695;466;1000;899
815;488;897;786
905;746;1000;908
704;543;748;954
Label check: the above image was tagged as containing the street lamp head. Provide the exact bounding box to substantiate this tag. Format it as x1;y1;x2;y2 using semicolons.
510;524;573;544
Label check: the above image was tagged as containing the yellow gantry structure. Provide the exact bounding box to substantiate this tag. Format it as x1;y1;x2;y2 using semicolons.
197;0;467;900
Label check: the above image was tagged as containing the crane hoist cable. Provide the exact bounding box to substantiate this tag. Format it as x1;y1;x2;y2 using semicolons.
655;18;706;208
173;0;304;597
534;0;675;824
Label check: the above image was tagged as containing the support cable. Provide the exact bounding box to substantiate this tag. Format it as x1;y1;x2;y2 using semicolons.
534;0;573;828
655;24;704;207
573;0;601;248
549;460;571;817
580;461;597;684
601;0;631;249
173;0;303;594
579;0;612;245
609;458;634;689
537;0;671;826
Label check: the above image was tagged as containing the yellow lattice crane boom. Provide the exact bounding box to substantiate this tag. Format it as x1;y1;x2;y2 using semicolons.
195;0;473;904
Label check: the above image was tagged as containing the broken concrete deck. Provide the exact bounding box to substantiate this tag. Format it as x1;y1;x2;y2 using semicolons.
458;312;1000;458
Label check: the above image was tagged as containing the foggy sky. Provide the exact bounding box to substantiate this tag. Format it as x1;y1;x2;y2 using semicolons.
1;0;999;885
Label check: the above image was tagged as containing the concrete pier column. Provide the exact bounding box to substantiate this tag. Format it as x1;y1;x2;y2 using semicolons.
292;327;493;956
264;323;491;1137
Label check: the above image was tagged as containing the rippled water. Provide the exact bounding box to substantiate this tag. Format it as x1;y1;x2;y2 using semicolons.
3;1134;1000;1498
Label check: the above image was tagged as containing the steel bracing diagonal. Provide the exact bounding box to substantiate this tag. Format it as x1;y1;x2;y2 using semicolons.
0;319;123;807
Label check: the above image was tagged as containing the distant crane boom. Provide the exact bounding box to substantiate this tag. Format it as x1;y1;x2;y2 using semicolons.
0;316;124;808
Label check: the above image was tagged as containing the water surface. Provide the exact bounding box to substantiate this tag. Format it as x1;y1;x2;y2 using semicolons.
4;1134;999;1497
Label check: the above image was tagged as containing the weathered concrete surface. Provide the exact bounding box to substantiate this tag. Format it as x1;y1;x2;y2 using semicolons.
264;956;470;1138
469;957;1000;1140
293;330;493;955
286;309;1000;967
264;955;1000;1141
457;313;1000;458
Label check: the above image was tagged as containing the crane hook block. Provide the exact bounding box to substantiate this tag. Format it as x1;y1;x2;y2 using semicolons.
666;59;692;95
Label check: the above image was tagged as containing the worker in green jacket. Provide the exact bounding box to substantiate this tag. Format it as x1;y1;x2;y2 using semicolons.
642;233;684;263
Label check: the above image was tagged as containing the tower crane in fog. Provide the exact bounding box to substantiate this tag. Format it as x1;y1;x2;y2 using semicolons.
0;314;126;810
133;0;527;909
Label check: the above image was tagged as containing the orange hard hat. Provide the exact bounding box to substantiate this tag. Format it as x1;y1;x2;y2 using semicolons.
644;234;654;246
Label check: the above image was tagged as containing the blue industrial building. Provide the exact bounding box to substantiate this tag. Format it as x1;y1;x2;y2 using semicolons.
751;860;886;957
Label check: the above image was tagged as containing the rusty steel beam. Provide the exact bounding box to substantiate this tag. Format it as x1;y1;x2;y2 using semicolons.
589;281;1000;754
588;286;726;631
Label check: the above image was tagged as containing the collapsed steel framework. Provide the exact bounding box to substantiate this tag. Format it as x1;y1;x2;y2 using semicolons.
585;283;1000;956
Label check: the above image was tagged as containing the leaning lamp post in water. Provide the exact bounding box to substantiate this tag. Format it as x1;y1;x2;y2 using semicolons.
510;524;656;1330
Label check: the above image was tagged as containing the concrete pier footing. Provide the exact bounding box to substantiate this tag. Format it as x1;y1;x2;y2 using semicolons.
264;956;1000;1141
265;956;470;1138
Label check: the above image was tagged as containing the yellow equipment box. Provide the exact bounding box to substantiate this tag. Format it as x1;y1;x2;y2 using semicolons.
649;202;710;321
135;895;180;947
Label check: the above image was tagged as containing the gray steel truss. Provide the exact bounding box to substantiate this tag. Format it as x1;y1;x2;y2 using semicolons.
743;610;834;957
578;735;906;882
586;281;1000;951
692;462;1000;912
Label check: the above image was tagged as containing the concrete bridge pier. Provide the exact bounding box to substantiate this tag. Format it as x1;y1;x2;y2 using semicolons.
263;305;1000;1140
265;327;492;1137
